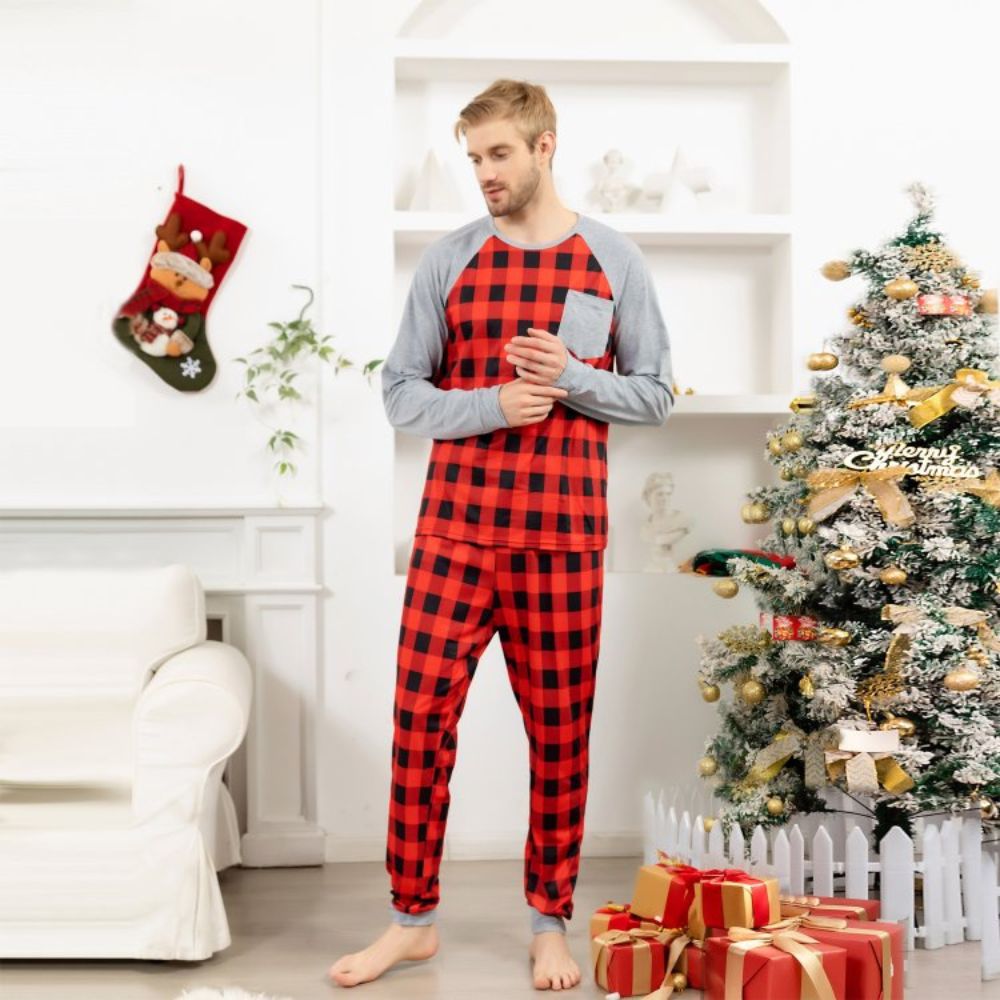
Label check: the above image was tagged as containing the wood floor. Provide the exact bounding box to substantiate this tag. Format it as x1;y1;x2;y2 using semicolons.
1;856;997;999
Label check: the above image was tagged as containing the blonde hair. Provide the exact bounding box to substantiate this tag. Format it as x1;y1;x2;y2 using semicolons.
453;79;557;167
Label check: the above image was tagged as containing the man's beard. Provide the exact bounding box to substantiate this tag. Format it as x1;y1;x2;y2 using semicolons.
486;164;541;216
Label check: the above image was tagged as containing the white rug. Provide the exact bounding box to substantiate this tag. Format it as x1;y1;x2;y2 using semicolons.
173;989;294;1000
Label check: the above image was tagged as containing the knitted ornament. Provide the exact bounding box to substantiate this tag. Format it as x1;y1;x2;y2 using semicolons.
682;548;796;576
112;165;247;391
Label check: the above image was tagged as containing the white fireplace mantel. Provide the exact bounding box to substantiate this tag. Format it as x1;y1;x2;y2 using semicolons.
0;504;327;868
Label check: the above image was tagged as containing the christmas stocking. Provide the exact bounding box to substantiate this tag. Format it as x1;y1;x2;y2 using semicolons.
112;164;247;392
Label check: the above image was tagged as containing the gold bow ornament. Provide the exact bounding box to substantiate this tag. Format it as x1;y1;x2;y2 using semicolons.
748;722;837;790
882;602;1000;653
908;368;1000;429
920;468;1000;507
806;467;915;527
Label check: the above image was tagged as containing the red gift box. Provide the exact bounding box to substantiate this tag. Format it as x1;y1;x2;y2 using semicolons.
590;901;663;938
790;917;902;1000
780;895;880;922
759;612;818;641
706;926;846;1000
684;941;706;990
630;861;704;926
917;293;972;316
591;926;689;998
695;869;782;931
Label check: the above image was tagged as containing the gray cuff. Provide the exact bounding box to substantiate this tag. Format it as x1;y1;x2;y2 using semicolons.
391;902;437;925
486;383;510;427
553;353;590;394
530;908;567;935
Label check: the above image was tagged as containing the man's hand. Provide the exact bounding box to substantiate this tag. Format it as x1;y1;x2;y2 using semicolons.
504;327;569;386
498;376;569;427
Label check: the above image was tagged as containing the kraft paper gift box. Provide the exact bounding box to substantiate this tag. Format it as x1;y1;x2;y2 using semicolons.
590;901;663;938
591;926;689;998
705;925;847;1000
693;869;782;933
785;916;903;1000
630;862;704;927
781;894;880;922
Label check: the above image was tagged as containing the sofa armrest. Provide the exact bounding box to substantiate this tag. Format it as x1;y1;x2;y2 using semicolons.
132;639;252;824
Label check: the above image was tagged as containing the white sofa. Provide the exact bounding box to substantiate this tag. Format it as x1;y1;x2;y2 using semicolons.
0;562;252;960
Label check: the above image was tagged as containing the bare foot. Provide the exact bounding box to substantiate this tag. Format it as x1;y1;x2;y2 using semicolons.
530;931;581;991
327;922;439;987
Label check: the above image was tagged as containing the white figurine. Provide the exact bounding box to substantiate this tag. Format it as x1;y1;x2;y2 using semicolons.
594;149;632;213
640;472;692;573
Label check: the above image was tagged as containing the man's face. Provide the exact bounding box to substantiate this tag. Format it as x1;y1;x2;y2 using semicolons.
464;118;546;217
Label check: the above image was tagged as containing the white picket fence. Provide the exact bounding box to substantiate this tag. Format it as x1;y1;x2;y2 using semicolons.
643;789;997;979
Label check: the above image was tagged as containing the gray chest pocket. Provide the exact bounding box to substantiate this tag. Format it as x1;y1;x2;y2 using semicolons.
557;289;614;360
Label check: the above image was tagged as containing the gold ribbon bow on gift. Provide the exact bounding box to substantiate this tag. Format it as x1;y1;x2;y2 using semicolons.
724;924;838;1000
806;467;915;527
591;926;690;1000
764;914;894;999
883;602;1000;653
749;723;837;790
908;368;1000;429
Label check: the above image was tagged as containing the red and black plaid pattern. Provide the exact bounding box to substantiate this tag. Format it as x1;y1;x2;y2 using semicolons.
386;533;603;918
414;233;615;551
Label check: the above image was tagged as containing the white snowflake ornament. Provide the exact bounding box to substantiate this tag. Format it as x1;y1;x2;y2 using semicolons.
180;357;202;379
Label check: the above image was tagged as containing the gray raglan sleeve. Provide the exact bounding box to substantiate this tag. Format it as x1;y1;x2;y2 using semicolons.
553;242;674;425
382;242;510;439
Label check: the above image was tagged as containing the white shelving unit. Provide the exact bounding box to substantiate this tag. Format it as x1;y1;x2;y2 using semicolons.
389;0;795;575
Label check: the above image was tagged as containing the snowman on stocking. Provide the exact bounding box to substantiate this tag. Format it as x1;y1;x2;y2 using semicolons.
112;165;247;391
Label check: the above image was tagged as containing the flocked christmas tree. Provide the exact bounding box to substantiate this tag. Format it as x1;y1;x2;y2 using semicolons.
693;182;1000;841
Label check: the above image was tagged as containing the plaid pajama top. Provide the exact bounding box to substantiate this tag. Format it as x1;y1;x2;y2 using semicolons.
382;213;674;551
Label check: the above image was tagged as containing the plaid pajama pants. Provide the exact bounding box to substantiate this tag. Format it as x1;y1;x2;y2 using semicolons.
385;532;604;920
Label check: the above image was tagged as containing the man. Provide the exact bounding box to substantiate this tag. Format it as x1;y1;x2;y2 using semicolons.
329;78;673;991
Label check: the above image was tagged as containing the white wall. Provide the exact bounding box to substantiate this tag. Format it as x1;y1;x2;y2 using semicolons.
2;0;998;866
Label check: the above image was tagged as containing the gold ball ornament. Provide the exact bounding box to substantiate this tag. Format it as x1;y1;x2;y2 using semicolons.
766;796;785;816
961;274;981;289
742;501;770;524
780;467;797;482
767;436;784;456
741;679;766;705
825;546;860;571
701;683;721;703
821;260;852;281
781;517;797;536
808;351;840;371
781;430;804;452
979;797;999;821
796;517;816;535
713;578;739;599
703;816;716;832
698;755;719;777
818;627;852;647
671;972;689;992
881;354;911;374
799;674;815;698
885;277;919;300
879;566;908;586
943;666;981;692
977;288;998;314
879;713;916;738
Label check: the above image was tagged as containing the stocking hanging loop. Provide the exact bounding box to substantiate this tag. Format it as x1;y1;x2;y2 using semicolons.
177;163;185;195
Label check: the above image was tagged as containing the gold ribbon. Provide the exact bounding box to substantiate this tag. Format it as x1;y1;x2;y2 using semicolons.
883;603;1000;652
749;723;836;790
825;750;915;795
724;925;838;1000
779;897;868;920
806;467;915;527
909;368;1000;429
921;468;1000;507
766;914;894;999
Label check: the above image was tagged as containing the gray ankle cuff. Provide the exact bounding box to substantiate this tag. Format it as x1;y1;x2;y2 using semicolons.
390;902;436;926
530;908;567;935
